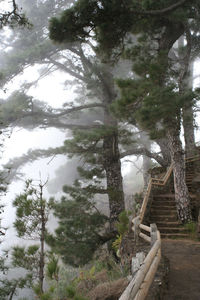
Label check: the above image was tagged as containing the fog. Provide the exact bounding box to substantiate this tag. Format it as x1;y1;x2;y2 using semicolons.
0;1;172;299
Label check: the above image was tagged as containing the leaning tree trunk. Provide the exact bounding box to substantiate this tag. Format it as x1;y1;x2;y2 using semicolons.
103;111;125;231
183;105;196;157
39;189;45;294
156;137;171;167
182;61;196;158
140;132;152;189
167;125;192;223
100;63;125;231
142;154;151;189
178;37;196;157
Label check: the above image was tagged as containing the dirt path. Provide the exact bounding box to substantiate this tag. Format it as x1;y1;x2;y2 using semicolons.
162;239;200;300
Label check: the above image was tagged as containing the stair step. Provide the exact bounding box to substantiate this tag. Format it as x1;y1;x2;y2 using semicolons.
158;227;188;234
151;209;177;216
161;233;190;239
150;215;178;222
156;221;182;227
151;205;176;210
153;194;175;198
153;198;175;203
152;201;176;206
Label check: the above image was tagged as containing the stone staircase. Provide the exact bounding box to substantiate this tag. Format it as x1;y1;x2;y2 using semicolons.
147;149;200;239
149;193;189;239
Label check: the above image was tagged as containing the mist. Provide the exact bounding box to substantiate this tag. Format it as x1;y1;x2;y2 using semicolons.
0;1;182;299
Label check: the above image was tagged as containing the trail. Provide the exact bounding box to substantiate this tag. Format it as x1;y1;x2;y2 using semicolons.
162;239;200;300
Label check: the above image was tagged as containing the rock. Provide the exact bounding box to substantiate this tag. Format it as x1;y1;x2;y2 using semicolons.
87;277;129;300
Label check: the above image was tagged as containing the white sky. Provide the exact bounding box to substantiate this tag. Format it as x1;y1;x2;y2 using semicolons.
0;67;71;252
0;19;200;284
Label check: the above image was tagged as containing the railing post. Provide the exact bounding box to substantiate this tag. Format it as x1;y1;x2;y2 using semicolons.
134;216;140;245
131;252;145;276
150;223;158;246
198;209;200;238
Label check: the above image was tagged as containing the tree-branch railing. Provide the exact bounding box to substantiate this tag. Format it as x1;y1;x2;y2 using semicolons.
120;150;200;300
139;151;200;224
119;223;161;300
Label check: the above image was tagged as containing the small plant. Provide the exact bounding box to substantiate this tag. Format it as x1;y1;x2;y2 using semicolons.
116;211;130;236
40;292;52;300
112;234;122;254
65;285;89;300
112;210;131;255
184;221;197;239
74;296;88;300
134;192;143;215
66;285;76;298
46;254;60;281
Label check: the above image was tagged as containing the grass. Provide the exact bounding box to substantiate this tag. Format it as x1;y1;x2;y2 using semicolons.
184;221;199;240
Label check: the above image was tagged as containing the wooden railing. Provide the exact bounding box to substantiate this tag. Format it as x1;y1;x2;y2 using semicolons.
119;223;161;300
139;151;200;224
139;163;173;223
120;151;200;300
119;163;173;299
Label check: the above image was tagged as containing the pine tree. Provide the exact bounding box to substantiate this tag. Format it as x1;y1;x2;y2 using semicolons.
49;0;200;223
46;179;108;266
0;251;33;299
13;179;54;293
0;0;29;28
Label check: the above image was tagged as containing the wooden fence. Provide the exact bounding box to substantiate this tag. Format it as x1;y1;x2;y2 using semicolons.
120;151;200;300
119;222;161;300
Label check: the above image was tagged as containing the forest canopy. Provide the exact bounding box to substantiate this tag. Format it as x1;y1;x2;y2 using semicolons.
0;0;200;299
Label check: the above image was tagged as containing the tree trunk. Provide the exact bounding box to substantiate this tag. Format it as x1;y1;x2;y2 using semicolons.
167;125;192;223
156;138;171;166
143;155;151;189
178;37;196;157
103;109;125;230
182;105;196;157
100;63;125;230
103;130;125;230
140;132;152;189
182;62;196;157
39;188;45;294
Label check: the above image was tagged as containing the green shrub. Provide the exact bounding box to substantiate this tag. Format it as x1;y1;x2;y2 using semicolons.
74;296;88;300
66;285;76;298
116;211;129;236
184;221;197;239
112;234;122;253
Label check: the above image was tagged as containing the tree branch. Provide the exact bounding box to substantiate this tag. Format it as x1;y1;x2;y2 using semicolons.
0;0;30;28
133;0;188;16
44;103;105;117
47;58;86;82
178;27;192;89
120;148;166;166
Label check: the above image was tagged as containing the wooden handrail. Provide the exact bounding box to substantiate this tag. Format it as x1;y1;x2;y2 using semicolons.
123;151;200;300
120;151;200;300
139;163;174;223
120;223;161;300
139;179;153;222
139;151;200;223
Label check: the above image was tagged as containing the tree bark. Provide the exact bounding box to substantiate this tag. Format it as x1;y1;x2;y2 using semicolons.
178;37;196;157
143;155;151;189
103;131;125;230
103;111;125;230
167;125;192;223
156;138;171;166
39;186;45;294
140;132;152;189
182;62;196;157
182;104;196;157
